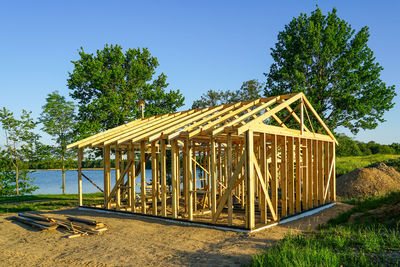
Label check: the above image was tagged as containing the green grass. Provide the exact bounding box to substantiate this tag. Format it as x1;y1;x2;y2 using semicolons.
0;193;103;215
336;154;400;176
251;191;400;267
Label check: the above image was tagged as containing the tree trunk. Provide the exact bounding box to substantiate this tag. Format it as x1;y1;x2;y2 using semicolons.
62;154;65;195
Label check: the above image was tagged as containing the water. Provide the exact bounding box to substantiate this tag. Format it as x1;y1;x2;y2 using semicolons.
29;169;154;195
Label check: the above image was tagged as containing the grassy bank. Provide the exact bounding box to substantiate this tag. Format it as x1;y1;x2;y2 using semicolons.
251;191;400;266
336;154;399;176
0;193;103;215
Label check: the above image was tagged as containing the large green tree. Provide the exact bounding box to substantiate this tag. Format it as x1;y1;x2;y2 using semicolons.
39;91;76;194
68;44;185;138
264;7;396;134
192;79;263;109
0;108;39;195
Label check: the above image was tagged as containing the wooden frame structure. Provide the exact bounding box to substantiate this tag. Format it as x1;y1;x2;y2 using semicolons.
67;93;337;230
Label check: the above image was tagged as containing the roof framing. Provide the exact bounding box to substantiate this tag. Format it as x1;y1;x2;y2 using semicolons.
67;93;338;149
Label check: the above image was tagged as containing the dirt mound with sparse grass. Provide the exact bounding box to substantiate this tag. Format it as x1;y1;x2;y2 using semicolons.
337;162;400;199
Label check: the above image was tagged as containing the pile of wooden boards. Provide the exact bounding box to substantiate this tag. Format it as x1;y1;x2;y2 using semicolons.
10;213;108;238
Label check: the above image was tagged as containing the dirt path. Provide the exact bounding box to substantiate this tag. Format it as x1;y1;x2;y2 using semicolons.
0;203;352;266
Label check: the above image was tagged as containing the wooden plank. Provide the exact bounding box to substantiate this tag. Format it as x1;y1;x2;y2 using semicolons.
281;136;287;217
115;146;121;208
185;138;193;220
271;134;278;218
140;141;146;214
103;145;111;209
151;142;157;215
127;146;132;209
171;140;178;218
246;130;255;229
330;142;336;202
78;148;83;206
130;145;136;212
307;139;313;208
210;136;217;217
324;141;329;204
313;140;318;206
161;139;167;217
295;137;301;212
192;142;197;212
302;138;308;210
227;133;233;225
287;136;294;214
318;141;324;205
259;133;267;223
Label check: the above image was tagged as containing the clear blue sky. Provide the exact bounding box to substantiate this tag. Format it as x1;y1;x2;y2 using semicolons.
0;0;399;145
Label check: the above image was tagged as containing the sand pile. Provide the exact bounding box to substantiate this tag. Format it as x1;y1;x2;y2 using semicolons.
337;162;400;199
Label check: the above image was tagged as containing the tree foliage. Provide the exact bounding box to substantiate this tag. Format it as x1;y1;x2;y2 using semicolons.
68;44;185;139
0;108;39;195
264;7;396;134
39;91;76;194
192;79;263;109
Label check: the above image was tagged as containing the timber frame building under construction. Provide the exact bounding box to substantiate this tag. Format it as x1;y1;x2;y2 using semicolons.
67;93;337;230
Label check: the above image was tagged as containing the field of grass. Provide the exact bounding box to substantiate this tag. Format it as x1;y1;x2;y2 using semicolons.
0;193;103;215
336;154;400;176
251;191;400;266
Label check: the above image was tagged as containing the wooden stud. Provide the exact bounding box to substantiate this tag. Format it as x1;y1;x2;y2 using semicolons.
281;136;287;217
78;147;83;206
185;138;193;220
227;133;233;225
302;138;308;210
260;133;267;223
313;140;318;206
287;136;294;214
140;141;146;214
318;141;324;205
103;145;111;209
130;145;136;212
324;141;329;204
295;138;301;212
192;142;197;212
271;134;278;219
210;136;217;217
307;139;313;208
151;142;157;215
115;145;121;208
161;139;167;216
330;142;336;202
245;130;255;229
171;140;178;218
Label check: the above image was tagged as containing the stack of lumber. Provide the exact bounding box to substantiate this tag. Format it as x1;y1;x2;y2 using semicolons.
11;213;108;238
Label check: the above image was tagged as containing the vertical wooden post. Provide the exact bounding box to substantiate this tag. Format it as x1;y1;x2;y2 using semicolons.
324;141;329;203
295;138;301;212
151;141;157;215
183;141;187;213
127;146;132;209
78;147;83;206
130;145;136;212
307;139;313;208
115;145;121;208
161;139;167;217
302;138;308;210
330;142;336;202
103;145;111;209
287;136;294;214
260;133;267;223
227;133;233;226
313;140;318;206
245;130;255;229
281;136;287;217
192;142;197;212
140;141;146;214
300;97;304;135
318;141;324;205
185;138;193;220
271;134;278;220
171;140;178;218
210;136;217;217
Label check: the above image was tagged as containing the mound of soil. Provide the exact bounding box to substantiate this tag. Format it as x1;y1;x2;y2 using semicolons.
337;162;400;199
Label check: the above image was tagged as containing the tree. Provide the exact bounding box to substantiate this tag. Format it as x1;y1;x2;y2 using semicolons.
39;91;76;194
0;108;39;195
68;44;185;138
264;7;396;134
192;79;263;109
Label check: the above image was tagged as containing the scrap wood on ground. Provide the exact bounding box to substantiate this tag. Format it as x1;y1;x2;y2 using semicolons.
8;213;108;238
